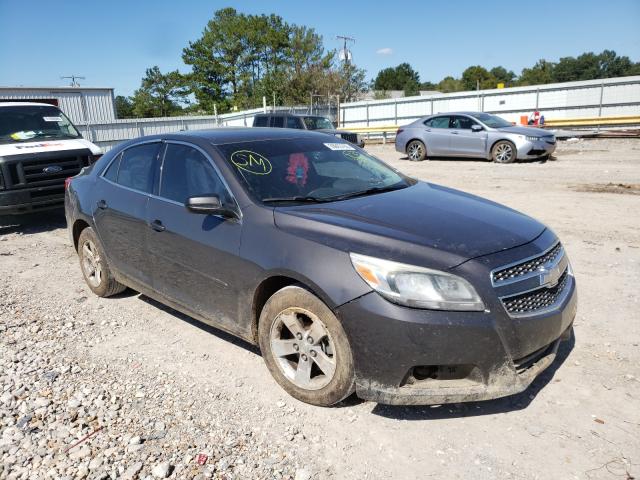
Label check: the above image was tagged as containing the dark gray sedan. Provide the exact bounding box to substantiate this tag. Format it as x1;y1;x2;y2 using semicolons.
395;111;556;163
65;128;575;406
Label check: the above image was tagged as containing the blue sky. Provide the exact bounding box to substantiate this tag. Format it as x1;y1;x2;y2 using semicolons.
1;0;639;96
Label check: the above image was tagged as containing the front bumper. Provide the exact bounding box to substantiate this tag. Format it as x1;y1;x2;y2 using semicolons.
0;189;65;215
517;139;556;159
336;277;576;405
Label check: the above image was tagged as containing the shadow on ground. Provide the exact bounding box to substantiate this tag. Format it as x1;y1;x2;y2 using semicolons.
400;155;553;164
369;332;575;420
0;209;66;235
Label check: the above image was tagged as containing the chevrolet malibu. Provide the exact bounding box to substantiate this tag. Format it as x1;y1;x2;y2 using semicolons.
396;111;556;163
65;128;576;406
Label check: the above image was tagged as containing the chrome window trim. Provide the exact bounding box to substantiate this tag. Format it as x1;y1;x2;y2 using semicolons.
490;241;563;287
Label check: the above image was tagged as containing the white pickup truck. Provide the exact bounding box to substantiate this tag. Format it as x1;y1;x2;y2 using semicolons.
0;102;102;215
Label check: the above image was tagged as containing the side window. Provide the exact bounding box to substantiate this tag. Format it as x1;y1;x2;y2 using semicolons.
271;116;284;128
103;153;121;182
160;144;228;204
286;116;300;129
116;143;159;193
451;116;476;130
425;116;450;129
253;116;268;127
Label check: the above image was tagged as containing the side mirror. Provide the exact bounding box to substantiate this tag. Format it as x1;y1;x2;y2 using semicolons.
471;125;483;132
185;195;238;219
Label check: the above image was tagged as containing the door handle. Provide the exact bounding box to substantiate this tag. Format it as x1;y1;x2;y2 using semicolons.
97;199;107;209
424;128;431;132
150;219;166;232
451;131;459;135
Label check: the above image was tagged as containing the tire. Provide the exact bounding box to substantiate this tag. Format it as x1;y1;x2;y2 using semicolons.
77;227;126;297
258;285;355;406
406;140;427;161
491;140;517;164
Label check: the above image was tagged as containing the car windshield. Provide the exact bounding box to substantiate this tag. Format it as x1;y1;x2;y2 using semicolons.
302;117;335;130
469;113;512;128
218;138;413;204
0;105;81;144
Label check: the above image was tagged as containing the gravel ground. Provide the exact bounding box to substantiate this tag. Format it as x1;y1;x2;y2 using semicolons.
1;137;639;480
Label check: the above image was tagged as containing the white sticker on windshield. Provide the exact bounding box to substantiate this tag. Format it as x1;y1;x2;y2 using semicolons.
43;116;62;122
323;142;355;151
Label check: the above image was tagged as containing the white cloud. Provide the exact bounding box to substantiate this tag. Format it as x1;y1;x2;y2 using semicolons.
376;47;393;55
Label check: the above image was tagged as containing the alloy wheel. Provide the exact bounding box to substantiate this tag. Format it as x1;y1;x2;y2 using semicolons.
407;142;424;161
81;240;102;288
495;143;513;163
269;307;336;390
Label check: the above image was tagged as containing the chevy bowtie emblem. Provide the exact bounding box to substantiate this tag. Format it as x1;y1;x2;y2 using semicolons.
43;165;63;174
539;264;562;288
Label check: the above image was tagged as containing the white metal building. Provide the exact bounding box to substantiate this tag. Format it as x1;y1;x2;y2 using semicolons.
0;86;116;123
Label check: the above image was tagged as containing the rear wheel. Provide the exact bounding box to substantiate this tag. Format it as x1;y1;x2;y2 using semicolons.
258;285;355;406
77;227;126;297
406;140;427;161
492;140;516;163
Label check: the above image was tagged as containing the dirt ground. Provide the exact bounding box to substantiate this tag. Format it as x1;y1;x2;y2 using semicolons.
1;138;639;479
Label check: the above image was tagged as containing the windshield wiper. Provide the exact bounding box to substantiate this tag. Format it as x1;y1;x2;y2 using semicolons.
262;195;331;204
326;184;408;201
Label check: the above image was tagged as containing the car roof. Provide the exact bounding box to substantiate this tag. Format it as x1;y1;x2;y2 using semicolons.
0;102;59;108
163;127;338;145
255;112;322;118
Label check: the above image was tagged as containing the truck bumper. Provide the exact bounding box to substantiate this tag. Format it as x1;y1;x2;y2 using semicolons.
335;280;576;405
0;189;65;215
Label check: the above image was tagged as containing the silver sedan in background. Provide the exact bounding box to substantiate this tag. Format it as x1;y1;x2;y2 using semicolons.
395;112;556;163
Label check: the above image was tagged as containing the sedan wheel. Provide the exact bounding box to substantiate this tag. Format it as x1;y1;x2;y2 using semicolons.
407;140;427;161
492;141;516;163
81;239;103;288
270;308;336;390
258;285;355;406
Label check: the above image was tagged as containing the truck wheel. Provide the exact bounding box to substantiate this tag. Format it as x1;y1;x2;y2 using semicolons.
406;140;427;161
77;227;126;297
258;285;355;406
492;140;517;163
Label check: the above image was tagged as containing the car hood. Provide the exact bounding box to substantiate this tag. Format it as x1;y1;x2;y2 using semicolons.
497;125;551;137
273;182;546;268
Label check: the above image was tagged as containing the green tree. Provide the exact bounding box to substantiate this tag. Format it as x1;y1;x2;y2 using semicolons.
114;95;134;119
373;63;421;96
131;66;189;118
437;76;464;93
490;66;516;87
461;66;496;90
518;59;555;86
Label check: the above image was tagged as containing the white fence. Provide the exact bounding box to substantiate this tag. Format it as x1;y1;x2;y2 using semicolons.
79;76;640;152
341;76;640;128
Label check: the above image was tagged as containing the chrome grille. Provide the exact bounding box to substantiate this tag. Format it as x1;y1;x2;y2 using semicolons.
492;242;563;284
340;133;358;144
502;270;569;315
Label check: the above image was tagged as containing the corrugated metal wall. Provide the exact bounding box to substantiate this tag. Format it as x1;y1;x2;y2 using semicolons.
341;75;640;127
0;88;116;123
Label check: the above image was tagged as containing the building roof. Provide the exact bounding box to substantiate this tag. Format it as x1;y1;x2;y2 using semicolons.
0;86;114;92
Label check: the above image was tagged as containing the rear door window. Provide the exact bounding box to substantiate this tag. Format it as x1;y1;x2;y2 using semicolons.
116;143;159;194
424;116;450;129
271;116;284;128
253;116;268;127
286;116;300;129
103;153;122;182
160;143;229;204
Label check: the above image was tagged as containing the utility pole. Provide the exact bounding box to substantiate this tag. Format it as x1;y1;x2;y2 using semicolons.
61;75;86;87
336;35;355;102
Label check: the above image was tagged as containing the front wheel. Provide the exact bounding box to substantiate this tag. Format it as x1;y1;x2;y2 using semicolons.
492;140;517;163
258;285;355;406
406;140;427;161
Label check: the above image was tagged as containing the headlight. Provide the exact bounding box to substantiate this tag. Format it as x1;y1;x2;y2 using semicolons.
350;253;485;311
525;135;540;141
